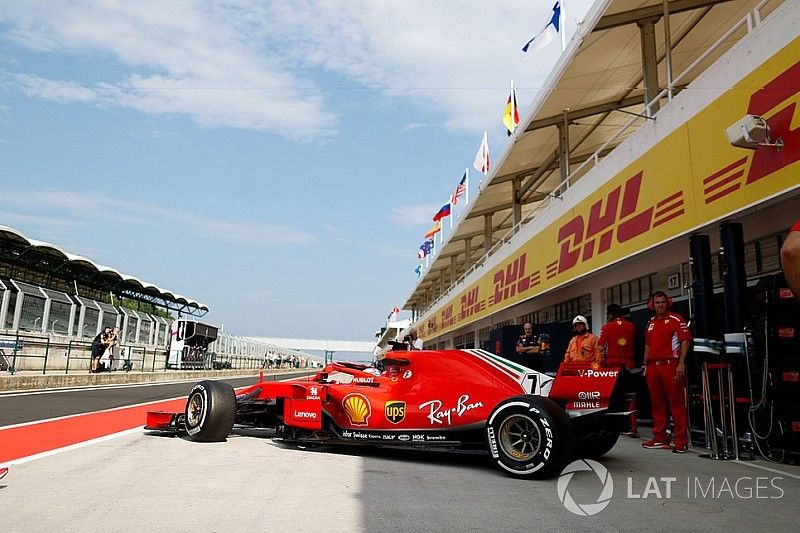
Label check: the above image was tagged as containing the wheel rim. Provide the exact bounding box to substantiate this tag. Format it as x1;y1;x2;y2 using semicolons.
186;392;205;427
498;414;541;461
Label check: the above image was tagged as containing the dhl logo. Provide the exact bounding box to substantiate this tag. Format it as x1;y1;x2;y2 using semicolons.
459;285;484;321
439;305;456;329
556;172;683;275
705;58;800;205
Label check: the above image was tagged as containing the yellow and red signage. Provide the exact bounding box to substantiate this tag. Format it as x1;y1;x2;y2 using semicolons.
419;36;800;339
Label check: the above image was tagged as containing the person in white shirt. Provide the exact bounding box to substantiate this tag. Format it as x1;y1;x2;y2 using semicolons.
409;329;424;350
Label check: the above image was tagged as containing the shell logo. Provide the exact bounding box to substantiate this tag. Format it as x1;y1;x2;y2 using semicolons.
343;393;371;425
617;338;627;346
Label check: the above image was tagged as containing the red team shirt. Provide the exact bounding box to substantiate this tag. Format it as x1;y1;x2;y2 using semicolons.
646;312;692;361
598;318;636;368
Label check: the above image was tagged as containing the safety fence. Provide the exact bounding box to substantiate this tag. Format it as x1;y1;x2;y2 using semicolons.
0;331;284;376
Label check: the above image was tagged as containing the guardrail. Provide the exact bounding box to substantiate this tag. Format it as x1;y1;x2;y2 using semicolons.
415;0;781;319
1;334;285;376
0;332;51;375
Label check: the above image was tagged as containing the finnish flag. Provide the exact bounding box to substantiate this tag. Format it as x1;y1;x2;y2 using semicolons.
522;1;561;55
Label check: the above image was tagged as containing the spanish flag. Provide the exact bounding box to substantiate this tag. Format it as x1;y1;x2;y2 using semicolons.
503;81;519;136
425;220;442;239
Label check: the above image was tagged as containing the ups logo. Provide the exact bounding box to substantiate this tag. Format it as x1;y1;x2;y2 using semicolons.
385;401;406;424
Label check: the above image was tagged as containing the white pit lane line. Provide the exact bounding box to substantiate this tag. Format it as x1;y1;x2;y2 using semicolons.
734;459;800;481
0;375;302;466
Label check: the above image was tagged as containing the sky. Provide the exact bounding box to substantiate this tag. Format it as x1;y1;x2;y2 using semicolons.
0;0;593;342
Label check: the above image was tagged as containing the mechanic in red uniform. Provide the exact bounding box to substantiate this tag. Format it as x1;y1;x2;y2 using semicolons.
781;219;800;301
598;303;638;437
642;291;692;453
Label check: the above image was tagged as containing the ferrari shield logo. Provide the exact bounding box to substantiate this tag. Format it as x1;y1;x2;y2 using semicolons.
384;401;406;424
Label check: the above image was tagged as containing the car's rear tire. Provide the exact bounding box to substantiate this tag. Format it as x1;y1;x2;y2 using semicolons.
184;380;236;442
575;431;619;459
486;396;572;479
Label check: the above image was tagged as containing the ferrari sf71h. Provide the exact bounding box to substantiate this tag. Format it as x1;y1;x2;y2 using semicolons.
145;349;635;478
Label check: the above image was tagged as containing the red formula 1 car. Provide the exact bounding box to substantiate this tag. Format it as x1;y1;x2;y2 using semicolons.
145;349;635;478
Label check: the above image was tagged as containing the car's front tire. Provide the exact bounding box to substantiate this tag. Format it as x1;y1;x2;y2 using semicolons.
184;380;236;442
486;396;572;478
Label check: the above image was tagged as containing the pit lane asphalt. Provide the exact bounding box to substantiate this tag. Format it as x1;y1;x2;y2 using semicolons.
2;430;798;532
0;371;312;427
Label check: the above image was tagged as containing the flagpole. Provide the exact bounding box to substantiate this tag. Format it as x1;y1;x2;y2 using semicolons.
465;166;470;205
510;78;516;135
449;202;453;229
560;1;566;52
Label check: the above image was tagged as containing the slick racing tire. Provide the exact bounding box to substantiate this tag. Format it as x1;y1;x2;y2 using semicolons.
486;395;572;479
184;380;236;442
575;431;619;459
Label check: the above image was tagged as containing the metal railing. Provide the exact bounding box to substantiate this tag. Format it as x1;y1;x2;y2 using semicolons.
414;0;781;320
0;332;51;375
1;335;282;376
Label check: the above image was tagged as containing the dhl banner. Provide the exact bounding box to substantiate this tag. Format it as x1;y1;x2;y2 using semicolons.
419;36;800;340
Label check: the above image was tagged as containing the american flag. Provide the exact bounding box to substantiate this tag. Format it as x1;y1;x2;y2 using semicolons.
451;172;467;205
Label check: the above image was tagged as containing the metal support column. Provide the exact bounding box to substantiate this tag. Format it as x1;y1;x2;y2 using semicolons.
662;0;673;99
512;178;522;228
590;287;604;335
557;116;570;188
638;17;660;115
483;214;493;255
450;255;457;285
464;236;472;271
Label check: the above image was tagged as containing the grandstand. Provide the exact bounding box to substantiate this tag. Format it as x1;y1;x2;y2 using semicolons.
0;225;314;372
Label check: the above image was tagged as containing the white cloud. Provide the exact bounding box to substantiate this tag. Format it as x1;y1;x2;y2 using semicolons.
1;1;594;137
389;203;443;228
262;1;595;133
16;74;98;103
1;211;83;228
3;188;316;247
1;1;336;137
400;122;433;133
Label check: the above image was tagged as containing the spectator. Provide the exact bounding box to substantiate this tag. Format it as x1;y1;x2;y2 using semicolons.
642;291;692;454
515;322;542;370
781;219;800;301
408;329;424;350
90;327;111;373
107;327;120;371
598;304;639;437
563;315;600;364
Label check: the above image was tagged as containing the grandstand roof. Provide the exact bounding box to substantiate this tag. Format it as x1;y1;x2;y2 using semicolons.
404;0;777;311
0;225;208;314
